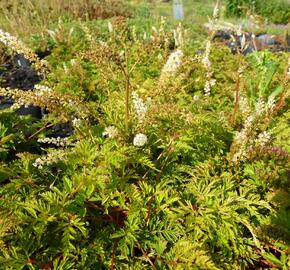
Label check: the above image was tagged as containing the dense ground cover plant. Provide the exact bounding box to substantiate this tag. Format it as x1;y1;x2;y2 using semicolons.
0;1;289;269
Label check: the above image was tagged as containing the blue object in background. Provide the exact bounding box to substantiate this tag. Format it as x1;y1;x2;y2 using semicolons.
173;0;184;20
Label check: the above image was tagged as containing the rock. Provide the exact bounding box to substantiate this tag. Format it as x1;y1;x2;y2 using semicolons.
256;34;277;46
0;98;13;110
212;30;290;55
13;53;31;68
0;66;42;90
16;106;42;119
0;54;42;119
49;123;74;138
213;31;232;42
0;51;72;154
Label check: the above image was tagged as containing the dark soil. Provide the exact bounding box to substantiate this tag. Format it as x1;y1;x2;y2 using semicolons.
0;53;73;144
0;54;42;90
0;66;41;89
0;54;43;118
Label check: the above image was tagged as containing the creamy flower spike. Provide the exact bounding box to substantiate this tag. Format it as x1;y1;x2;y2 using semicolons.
32;149;66;169
161;49;183;76
239;95;251;116
72;118;82;127
212;1;220;20
133;133;148;147
132;91;151;123
108;22;113;33
37;137;68;147
102;126;119;139
202;41;215;96
173;23;184;48
231;94;274;162
34;84;52;96
255;131;271;147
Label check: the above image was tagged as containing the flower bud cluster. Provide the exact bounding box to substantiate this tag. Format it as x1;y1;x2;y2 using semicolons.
133;133;148;147
34;84;52;97
150;17;168;45
204;79;216;96
254;131;271;147
232;115;254;162
82;25;94;43
131;26;137;43
238;95;251;116
0;29;48;74
201;1;221;96
108;22;113;33
202;41;216;96
239;95;276;121
32;150;66;169
72;118;82;127
173;23;184;48
131;91;151;147
10;98;30;110
102;126;119;139
255;97;266;114
267;96;275;111
0;85;89;119
132;91;151;123
202;41;213;74
254;96;276;116
37;136;69;147
232;96;274;162
212;2;220;21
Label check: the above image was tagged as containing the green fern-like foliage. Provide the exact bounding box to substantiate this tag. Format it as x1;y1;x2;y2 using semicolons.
0;10;289;270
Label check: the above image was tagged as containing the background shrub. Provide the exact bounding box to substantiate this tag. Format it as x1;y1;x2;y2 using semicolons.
254;0;290;24
225;0;290;24
224;0;254;17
